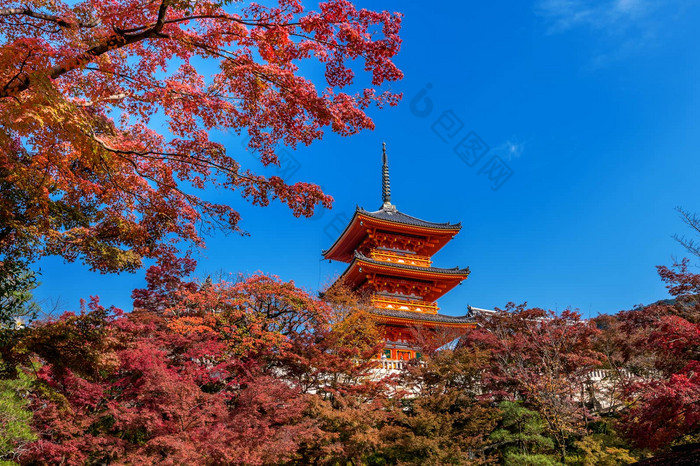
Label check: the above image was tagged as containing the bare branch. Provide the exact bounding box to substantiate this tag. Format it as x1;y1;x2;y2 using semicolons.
674;207;700;260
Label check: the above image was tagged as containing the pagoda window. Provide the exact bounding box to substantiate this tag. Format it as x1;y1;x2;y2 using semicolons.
371;229;429;253
375;229;425;240
376;291;422;301
375;246;416;255
369;248;433;267
374;274;433;285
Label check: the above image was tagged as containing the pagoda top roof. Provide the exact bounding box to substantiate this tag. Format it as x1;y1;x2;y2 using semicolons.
358;205;462;230
323;144;462;261
370;308;475;326
322;206;462;262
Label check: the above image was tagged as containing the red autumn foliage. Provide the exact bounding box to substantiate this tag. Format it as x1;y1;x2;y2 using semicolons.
623;361;700;451
0;0;402;272
8;229;700;462
463;304;603;461
18;260;343;464
616;260;700;450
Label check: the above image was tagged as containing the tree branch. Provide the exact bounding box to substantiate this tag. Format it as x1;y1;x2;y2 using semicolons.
0;7;98;29
0;2;171;98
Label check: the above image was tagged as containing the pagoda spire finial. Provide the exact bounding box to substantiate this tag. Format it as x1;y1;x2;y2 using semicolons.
381;142;395;211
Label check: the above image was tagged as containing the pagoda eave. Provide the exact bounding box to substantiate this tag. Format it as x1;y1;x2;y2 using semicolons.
370;309;476;329
323;209;461;262
337;254;469;302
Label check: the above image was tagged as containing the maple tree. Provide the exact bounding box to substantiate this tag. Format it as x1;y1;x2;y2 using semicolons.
18;305;318;464
614;260;700;450
463;304;604;462
281;286;392;464
6;255;400;464
11;262;332;463
377;347;499;465
571;434;636;466
0;0;402;272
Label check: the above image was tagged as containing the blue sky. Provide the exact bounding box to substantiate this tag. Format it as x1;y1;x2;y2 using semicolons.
34;0;700;317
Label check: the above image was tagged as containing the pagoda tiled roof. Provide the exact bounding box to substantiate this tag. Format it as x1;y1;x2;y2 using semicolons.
357;206;462;231
322;205;462;261
353;251;469;276
370;308;475;324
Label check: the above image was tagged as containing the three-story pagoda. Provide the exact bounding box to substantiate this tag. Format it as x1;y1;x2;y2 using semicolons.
323;144;475;361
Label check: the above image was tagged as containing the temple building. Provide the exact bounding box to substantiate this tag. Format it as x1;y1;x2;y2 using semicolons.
323;144;476;361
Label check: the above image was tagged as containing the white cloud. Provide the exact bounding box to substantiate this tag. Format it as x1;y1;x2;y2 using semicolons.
536;0;653;33
534;0;689;67
493;138;526;161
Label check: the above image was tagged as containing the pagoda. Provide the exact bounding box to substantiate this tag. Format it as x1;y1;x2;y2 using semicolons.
323;144;475;361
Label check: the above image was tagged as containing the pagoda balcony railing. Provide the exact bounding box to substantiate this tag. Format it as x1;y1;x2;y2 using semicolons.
376;359;427;371
371;295;439;314
368;250;432;267
378;359;407;371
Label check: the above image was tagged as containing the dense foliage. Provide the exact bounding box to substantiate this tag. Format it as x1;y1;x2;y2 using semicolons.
0;256;697;464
